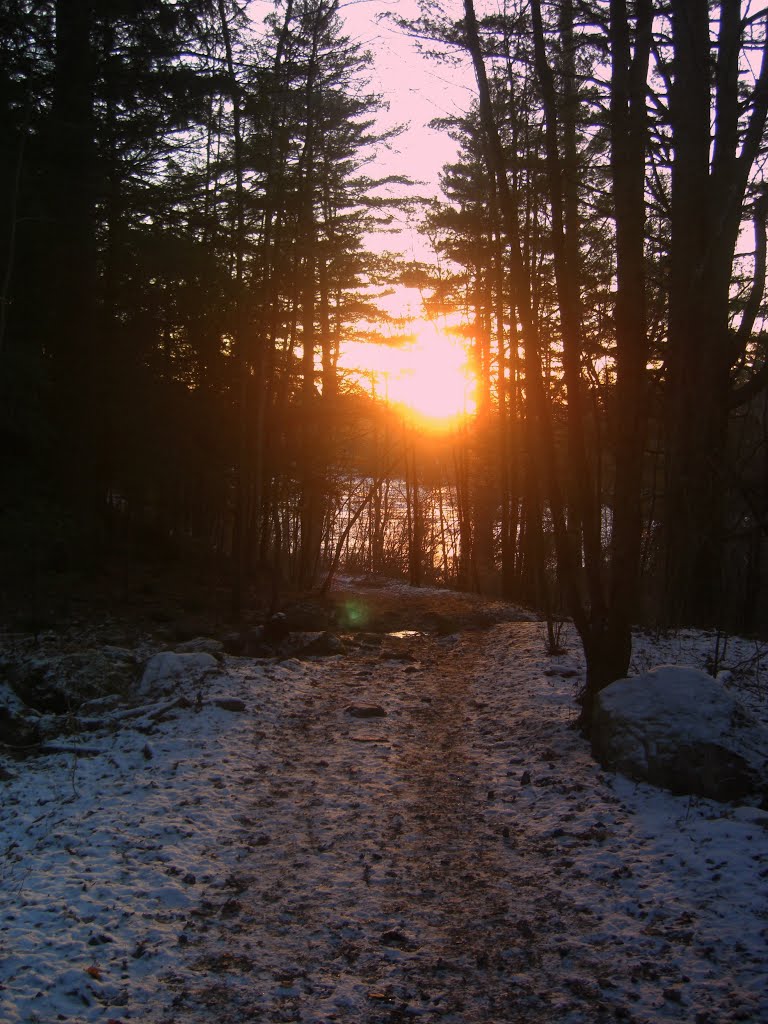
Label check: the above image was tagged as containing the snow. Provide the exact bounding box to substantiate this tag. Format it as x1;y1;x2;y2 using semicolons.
1;596;767;1024
599;664;741;724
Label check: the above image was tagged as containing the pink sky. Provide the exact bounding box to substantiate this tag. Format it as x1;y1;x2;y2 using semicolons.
339;0;474;197
246;0;478;257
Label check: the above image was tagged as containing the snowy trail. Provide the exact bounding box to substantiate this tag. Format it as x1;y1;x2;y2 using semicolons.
2;613;767;1024
162;626;768;1024
167;635;510;1020
167;631;534;1022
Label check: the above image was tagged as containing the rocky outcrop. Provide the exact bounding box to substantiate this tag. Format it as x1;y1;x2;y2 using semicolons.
593;665;768;803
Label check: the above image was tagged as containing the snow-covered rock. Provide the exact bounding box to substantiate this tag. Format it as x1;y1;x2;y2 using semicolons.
592;665;768;803
0;680;27;718
138;651;220;698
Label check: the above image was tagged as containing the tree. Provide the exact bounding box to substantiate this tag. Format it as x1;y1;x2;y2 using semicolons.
663;0;768;626
457;0;768;725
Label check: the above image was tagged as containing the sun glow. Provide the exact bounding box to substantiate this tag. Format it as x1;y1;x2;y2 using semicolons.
342;322;476;428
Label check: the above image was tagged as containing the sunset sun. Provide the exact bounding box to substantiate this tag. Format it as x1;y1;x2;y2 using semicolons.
341;321;476;428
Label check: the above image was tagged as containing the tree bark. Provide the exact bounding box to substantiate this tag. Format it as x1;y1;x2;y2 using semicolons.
217;0;249;619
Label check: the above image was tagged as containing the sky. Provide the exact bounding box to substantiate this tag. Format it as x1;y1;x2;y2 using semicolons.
248;0;481;406
338;1;473;179
337;0;476;255
247;0;477;216
332;1;480;407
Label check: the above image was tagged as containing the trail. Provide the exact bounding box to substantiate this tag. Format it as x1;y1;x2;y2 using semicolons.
3;599;766;1024
160;627;702;1024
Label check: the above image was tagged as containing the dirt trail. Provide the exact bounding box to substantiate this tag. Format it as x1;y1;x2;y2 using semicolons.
163;628;614;1024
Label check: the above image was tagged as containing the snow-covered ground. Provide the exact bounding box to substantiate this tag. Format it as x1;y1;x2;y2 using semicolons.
1;587;767;1023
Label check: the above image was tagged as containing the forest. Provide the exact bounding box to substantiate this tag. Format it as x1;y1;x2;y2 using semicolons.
3;0;768;723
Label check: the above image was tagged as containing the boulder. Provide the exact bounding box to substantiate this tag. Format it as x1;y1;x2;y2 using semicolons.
4;651;137;713
346;703;387;719
230;615;291;656
139;651;219;699
221;628;271;657
262;613;290;646
592;665;768;803
175;637;225;659
0;681;40;749
211;696;246;713
298;631;344;656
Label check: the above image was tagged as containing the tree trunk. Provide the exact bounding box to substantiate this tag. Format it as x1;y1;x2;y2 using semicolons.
664;1;768;626
463;0;580;633
297;11;322;588
217;0;249;619
465;0;654;732
580;0;652;713
48;0;99;510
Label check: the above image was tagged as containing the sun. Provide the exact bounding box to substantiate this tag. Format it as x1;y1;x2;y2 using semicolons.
342;322;476;428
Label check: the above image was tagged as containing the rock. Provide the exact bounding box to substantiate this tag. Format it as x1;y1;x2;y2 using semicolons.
379;928;418;950
101;646;137;663
299;631;344;656
262;613;290;646
138;652;219;699
212;696;246;713
0;680;28;719
4;651;137;713
222;632;246;655
592;665;768;803
175;637;225;659
78;693;125;715
238;627;273;658
0;682;40;749
346;703;387;719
